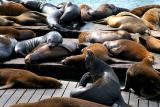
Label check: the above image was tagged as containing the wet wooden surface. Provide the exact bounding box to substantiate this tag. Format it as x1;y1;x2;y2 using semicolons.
0;80;159;107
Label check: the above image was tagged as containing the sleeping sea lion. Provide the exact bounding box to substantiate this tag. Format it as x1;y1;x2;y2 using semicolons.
122;56;160;100
0;68;62;89
70;50;130;107
103;39;153;61
9;97;110;107
78;30;132;43
15;31;63;56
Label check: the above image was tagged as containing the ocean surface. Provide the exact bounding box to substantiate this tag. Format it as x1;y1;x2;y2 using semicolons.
39;0;160;9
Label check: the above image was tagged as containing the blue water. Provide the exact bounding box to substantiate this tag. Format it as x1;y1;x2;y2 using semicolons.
39;0;160;9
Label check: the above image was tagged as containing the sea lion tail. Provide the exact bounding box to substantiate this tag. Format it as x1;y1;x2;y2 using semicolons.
0;82;15;89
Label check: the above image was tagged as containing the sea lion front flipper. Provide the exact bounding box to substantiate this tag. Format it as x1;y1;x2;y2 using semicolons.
121;73;131;91
78;72;91;87
0;82;15;89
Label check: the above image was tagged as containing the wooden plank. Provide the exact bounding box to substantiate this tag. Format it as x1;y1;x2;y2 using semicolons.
18;89;36;103
62;81;78;97
4;89;26;107
128;92;138;107
121;91;130;105
0;89;16;107
138;98;148;107
53;80;69;97
40;89;55;100
28;89;45;103
148;100;158;107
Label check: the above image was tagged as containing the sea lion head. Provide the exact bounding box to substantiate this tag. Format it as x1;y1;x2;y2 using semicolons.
46;31;63;47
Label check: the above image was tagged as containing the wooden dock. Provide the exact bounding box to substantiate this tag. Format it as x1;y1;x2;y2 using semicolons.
0;80;159;107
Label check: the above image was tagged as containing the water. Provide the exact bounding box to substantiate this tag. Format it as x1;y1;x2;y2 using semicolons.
39;0;160;9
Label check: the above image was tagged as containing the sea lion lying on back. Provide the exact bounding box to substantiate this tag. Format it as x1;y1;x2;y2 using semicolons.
78;30;132;43
9;97;111;107
122;56;160;100
15;31;63;56
70;50;130;107
103;39;153;61
0;68;62;89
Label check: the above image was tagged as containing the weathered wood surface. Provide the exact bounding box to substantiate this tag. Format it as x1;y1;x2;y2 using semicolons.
0;80;159;107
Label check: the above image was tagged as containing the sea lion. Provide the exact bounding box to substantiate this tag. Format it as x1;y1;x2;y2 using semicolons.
61;43;115;65
103;39;153;61
94;12;150;35
15;31;63;56
0;2;30;16
25;39;80;64
78;30;132;43
0;68;62;89
122;56;160;100
0;27;36;41
139;35;160;53
2;11;47;25
0;35;17;61
141;8;160;30
0;17;14;26
9;97;110;107
70;50;130;107
130;4;160;17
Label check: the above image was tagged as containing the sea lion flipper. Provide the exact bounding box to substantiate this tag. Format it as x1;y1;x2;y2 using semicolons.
79;72;91;87
0;82;15;89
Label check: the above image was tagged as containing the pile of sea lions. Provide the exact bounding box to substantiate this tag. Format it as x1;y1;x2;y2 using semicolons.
0;0;159;107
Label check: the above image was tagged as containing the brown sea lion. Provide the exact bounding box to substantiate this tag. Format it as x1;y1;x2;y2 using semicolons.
103;39;153;61
130;4;160;17
0;68;62;89
78;30;132;43
122;56;160;100
0;2;30;16
141;8;160;30
70;50;130;107
9;97;111;107
0;17;14;26
94;12;150;35
2;11;47;25
0;27;36;41
25;39;80;64
61;43;115;65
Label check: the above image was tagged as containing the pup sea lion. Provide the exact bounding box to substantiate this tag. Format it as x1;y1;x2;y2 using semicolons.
94;12;150;35
141;8;160;30
130;4;160;17
61;43;115;65
9;97;110;107
0;2;30;16
0;35;17;61
103;39;153;61
15;31;63;56
0;27;36;41
70;50;130;107
78;30;132;43
122;56;160;100
0;68;62;89
25;39;80;64
2;11;47;25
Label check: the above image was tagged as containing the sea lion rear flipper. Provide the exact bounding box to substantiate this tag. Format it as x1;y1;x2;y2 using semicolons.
0;82;15;89
79;72;91;87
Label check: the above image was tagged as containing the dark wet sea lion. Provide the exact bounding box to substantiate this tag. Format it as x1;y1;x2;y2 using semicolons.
130;4;160;17
0;27;36;41
25;39;80;64
122;56;160;100
0;68;62;89
2;11;47;25
61;43;115;65
103;39;153;61
0;2;30;16
141;8;160;30
9;97;111;107
0;35;17;61
78;30;132;43
15;31;63;56
94;12;150;35
70;50;130;107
